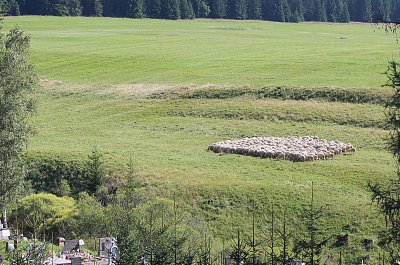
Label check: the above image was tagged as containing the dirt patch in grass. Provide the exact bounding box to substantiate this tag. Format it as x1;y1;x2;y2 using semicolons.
106;83;226;97
40;79;64;86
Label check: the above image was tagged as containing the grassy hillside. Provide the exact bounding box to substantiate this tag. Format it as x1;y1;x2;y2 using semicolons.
31;83;394;242
3;16;399;87
2;16;398;260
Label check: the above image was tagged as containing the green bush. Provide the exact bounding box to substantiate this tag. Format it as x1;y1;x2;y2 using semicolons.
10;193;77;239
26;150;104;197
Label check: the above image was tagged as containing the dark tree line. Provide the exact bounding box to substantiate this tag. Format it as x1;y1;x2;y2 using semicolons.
0;0;399;22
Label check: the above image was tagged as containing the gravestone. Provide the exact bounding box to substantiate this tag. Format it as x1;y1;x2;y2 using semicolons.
99;237;114;257
62;240;79;253
71;257;82;265
5;241;14;252
288;260;303;265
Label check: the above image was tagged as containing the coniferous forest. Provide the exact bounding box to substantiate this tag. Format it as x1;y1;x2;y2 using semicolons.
0;0;399;22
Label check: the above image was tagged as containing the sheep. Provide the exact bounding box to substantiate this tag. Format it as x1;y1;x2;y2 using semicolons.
209;136;355;162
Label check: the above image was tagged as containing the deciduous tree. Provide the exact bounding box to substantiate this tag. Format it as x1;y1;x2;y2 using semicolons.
0;25;36;220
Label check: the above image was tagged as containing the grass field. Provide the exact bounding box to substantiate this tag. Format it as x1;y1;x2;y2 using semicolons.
3;16;399;260
3;16;400;87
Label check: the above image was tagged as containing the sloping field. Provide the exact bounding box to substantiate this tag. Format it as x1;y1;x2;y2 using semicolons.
4;16;399;260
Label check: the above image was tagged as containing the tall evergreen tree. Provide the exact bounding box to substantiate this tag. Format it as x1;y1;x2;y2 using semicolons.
209;0;227;18
369;60;400;265
127;0;145;18
363;0;372;21
346;0;356;20
146;0;162;17
327;0;338;22
289;0;304;22
0;0;21;15
189;0;200;16
261;0;270;20
303;0;315;20
236;0;248;19
180;0;195;18
378;0;393;21
198;0;210;16
227;0;235;17
335;0;349;22
270;0;290;21
50;0;82;16
305;0;326;21
161;0;181;19
81;0;103;16
248;0;261;19
392;0;400;22
317;0;327;21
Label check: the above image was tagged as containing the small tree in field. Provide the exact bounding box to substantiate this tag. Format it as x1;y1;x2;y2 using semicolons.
0;23;36;222
295;183;331;265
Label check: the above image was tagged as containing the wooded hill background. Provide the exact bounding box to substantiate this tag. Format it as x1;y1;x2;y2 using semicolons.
0;0;398;23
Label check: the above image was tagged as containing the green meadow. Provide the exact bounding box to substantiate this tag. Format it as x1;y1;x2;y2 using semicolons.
3;16;399;257
4;16;399;87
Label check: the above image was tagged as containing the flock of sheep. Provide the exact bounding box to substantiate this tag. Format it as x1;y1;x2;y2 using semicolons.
208;136;356;162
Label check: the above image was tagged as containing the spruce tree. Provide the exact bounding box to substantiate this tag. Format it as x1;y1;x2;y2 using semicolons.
127;0;145;18
289;0;304;22
271;0;285;21
270;0;290;21
369;60;400;265
180;0;195;18
317;0;327;21
81;0;103;16
50;0;82;16
392;0;400;22
234;0;248;19
294;183;331;265
327;0;338;22
346;0;356;20
161;0;181;19
335;0;349;22
261;0;271;20
146;0;162;17
248;0;262;19
2;0;21;15
226;0;235;18
209;0;227;18
198;0;210;17
303;0;313;20
189;0;199;16
363;0;372;22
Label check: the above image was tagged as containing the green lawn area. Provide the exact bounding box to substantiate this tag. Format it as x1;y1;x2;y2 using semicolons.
3;16;399;87
2;16;397;258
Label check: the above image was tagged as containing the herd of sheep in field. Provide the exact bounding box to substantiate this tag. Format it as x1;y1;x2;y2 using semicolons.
208;136;356;162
